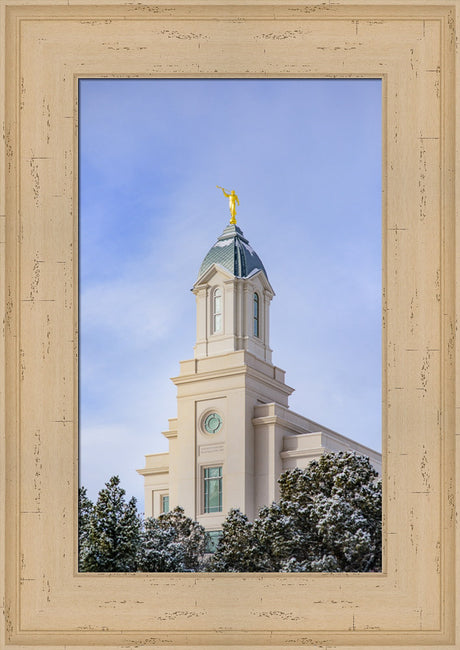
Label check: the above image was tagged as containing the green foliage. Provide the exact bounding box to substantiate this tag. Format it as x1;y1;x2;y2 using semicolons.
78;486;94;571
207;508;264;572
275;452;382;572
208;452;382;573
79;476;142;572
79;453;381;573
79;482;206;573
138;507;207;572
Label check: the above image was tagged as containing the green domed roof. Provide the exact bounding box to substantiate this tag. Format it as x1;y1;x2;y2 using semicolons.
197;224;268;281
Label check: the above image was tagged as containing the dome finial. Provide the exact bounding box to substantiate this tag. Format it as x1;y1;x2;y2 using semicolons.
217;186;239;225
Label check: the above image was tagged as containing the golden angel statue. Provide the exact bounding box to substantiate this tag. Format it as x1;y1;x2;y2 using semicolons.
217;186;239;224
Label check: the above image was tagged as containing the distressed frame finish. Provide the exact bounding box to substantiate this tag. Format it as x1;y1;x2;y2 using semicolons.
0;1;458;648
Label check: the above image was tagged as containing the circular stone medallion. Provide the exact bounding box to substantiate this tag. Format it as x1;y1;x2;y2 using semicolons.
204;412;223;434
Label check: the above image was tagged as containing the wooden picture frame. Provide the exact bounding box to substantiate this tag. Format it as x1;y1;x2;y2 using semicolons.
0;1;457;648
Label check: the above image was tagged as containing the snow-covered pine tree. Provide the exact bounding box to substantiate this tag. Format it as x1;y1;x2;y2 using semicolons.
80;475;142;572
139;506;206;572
207;508;266;572
275;451;382;572
138;517;187;572
78;486;94;572
208;452;381;572
251;501;304;571
157;506;206;570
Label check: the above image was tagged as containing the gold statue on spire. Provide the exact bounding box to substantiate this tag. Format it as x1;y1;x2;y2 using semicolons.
217;186;239;224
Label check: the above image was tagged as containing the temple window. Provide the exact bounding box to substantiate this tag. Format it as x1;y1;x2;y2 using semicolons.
253;292;260;337
212;287;223;334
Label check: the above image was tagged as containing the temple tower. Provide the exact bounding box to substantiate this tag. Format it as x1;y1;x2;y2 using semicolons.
138;208;381;548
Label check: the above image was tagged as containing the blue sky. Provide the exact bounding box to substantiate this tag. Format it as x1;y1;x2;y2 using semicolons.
79;78;382;511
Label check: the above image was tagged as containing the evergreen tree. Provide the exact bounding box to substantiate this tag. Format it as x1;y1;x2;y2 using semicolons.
207;508;268;572
275;452;382;572
79;454;381;573
78;486;94;572
251;501;302;571
80;475;142;572
208;452;382;572
139;506;206;572
139;517;187;572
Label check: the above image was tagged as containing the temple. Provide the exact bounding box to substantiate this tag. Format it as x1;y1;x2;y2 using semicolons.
137;215;381;547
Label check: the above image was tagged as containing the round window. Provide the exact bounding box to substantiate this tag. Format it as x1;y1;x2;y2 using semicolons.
203;412;223;434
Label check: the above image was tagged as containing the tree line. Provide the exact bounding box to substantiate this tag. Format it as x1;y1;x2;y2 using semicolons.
79;451;382;573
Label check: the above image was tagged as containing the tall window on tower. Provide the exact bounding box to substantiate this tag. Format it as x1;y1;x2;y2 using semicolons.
253;292;260;337
212;287;223;334
203;466;223;513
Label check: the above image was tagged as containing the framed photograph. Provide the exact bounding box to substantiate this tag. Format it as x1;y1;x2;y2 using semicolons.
78;76;383;560
1;1;457;648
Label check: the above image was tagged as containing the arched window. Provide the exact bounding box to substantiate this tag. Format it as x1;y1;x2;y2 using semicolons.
212;287;222;334
253;292;260;337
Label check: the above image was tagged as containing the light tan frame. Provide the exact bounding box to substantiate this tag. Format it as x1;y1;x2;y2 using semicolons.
0;1;458;648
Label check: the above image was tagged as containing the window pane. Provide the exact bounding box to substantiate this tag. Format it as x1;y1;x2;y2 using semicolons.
161;495;169;513
204;466;222;513
207;480;220;511
206;467;222;479
205;530;223;553
213;289;222;333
